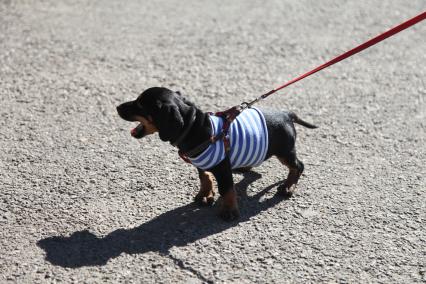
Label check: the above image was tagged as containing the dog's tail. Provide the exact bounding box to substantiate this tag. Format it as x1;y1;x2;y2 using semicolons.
289;112;318;129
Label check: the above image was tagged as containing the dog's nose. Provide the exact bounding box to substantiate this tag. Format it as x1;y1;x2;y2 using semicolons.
116;104;126;117
116;101;139;122
116;104;127;119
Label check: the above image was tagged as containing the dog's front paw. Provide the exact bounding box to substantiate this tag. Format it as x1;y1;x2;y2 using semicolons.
277;181;296;199
194;194;215;207
219;206;240;221
195;171;215;206
218;188;240;221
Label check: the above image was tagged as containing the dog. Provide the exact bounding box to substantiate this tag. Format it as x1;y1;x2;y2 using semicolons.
117;87;317;221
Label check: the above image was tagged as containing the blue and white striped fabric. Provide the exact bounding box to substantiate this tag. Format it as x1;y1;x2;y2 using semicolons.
189;107;268;170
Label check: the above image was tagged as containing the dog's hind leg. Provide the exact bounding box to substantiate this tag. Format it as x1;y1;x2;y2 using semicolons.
194;168;215;206
276;149;304;198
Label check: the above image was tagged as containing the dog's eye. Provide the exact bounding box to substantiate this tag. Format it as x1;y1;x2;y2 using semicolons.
135;100;148;115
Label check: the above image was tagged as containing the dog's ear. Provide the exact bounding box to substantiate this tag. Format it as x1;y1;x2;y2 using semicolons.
152;101;184;142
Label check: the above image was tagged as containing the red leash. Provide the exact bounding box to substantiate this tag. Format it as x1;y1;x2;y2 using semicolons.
179;11;425;162
241;11;426;109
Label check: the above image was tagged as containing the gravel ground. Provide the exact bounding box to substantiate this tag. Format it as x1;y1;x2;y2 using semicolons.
1;0;425;283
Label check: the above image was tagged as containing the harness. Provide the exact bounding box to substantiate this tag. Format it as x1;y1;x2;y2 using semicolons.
178;104;243;164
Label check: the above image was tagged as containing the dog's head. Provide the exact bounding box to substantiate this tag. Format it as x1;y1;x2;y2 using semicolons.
116;87;195;142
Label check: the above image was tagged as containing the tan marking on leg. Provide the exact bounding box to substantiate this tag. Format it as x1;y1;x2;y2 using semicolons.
219;187;240;220
222;187;238;210
195;171;215;205
277;157;302;196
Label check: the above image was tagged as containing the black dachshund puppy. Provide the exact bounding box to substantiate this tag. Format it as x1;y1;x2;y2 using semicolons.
117;87;317;221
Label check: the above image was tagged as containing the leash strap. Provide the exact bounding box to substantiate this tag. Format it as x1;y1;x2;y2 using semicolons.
242;11;426;108
214;107;241;153
179;11;425;164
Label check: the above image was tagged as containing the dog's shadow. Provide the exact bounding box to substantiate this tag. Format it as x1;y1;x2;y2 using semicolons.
37;172;286;268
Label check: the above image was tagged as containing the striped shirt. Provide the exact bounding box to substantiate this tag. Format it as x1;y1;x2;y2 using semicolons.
189;107;268;170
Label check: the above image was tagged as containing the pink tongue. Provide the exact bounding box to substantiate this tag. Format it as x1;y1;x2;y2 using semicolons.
130;123;144;137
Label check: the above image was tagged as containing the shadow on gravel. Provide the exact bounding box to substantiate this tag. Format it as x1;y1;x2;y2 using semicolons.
37;171;285;268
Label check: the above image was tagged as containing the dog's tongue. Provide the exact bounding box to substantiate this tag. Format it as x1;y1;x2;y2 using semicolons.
130;123;144;138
